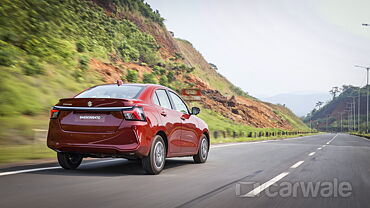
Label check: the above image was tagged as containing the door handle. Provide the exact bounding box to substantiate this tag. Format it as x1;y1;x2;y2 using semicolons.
180;117;185;121
160;111;167;117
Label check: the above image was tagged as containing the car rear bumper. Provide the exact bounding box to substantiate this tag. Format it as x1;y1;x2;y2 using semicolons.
47;120;153;157
47;142;146;158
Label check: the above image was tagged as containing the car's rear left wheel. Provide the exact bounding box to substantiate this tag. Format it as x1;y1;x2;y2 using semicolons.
193;135;209;163
142;135;166;175
57;152;83;170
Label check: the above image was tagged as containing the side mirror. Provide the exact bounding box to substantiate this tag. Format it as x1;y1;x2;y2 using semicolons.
191;107;200;115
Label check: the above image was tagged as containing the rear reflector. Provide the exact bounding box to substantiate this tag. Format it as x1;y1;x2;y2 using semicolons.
50;109;59;119
123;107;146;121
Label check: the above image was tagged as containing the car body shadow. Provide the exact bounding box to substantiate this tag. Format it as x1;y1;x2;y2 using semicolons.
30;158;195;177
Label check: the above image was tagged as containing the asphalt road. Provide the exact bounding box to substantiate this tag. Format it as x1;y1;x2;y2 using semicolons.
0;133;369;208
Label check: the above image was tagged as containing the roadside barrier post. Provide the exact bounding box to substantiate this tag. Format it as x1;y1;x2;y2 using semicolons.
213;131;219;139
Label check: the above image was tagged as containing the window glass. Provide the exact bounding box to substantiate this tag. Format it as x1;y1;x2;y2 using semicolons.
153;92;160;105
155;90;172;109
169;91;188;114
75;85;144;99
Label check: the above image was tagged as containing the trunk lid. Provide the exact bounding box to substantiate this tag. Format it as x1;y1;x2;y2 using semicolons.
56;98;136;133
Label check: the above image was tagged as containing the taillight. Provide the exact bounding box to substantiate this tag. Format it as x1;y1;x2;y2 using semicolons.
123;107;146;121
50;109;59;119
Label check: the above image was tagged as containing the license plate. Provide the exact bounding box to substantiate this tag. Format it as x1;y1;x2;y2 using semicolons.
75;115;105;122
79;115;102;120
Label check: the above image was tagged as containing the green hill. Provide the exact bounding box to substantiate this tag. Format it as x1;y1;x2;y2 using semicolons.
304;85;367;132
0;0;309;144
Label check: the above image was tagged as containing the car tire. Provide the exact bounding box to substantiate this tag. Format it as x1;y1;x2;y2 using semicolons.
57;152;83;170
193;135;209;163
142;135;166;175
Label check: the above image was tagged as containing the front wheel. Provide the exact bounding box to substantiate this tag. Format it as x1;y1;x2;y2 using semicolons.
193;135;209;163
57;152;83;170
142;135;166;175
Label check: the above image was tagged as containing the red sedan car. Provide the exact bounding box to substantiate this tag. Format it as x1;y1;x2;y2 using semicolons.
47;83;209;174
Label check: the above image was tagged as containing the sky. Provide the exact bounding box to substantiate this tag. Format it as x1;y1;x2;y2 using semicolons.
145;0;370;97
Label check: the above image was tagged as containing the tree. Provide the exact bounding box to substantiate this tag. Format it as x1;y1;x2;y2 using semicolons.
159;75;168;86
167;71;175;82
315;101;323;109
126;70;138;83
143;73;157;84
329;86;340;100
341;85;353;93
311;109;317;115
209;63;218;70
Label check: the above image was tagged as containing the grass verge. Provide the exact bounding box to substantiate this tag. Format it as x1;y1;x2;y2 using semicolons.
0;143;55;164
349;133;370;139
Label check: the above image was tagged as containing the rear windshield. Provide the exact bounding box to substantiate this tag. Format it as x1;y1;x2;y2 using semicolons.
75;85;144;99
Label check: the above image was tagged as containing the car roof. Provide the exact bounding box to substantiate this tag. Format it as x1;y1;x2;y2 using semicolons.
96;83;164;88
93;83;174;93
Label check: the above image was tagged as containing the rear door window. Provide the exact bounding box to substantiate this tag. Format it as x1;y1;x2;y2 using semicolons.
169;91;189;114
155;90;172;109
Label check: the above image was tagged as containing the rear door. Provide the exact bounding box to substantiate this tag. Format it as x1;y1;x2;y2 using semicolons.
154;89;182;153
168;91;199;154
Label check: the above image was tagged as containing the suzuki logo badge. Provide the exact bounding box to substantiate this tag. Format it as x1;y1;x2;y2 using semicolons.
87;101;92;107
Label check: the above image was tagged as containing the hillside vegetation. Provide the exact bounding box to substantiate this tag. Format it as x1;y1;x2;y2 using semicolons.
0;0;309;144
304;85;367;132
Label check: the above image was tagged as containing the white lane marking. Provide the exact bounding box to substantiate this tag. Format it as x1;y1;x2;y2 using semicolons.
244;172;290;197
322;145;326;147
211;143;247;149
326;134;338;145
290;161;304;169
0;166;60;177
239;134;332;197
283;137;304;141
212;135;318;149
0;159;120;177
308;152;316;156
317;147;322;150
212;134;323;149
283;135;314;141
211;141;267;149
